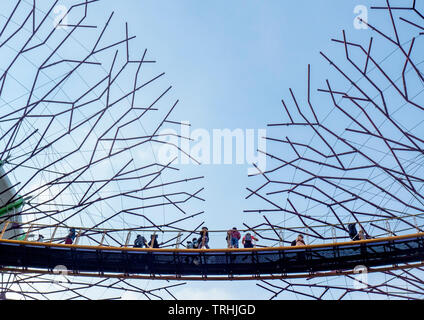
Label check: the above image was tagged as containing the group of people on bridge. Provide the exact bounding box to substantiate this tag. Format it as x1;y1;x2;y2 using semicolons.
59;223;370;249
132;227;261;250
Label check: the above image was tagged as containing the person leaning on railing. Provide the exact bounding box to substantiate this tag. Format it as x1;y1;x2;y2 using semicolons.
134;235;147;248
348;223;371;241
291;234;306;246
242;233;258;248
358;229;371;240
296;234;305;246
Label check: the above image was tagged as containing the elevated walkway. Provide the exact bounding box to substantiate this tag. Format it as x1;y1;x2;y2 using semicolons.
0;233;423;280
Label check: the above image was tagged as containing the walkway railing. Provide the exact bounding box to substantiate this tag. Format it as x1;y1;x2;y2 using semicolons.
0;212;423;249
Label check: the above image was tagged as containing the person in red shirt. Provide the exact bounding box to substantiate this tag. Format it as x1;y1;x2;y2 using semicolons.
230;227;241;248
242;233;258;248
65;228;76;245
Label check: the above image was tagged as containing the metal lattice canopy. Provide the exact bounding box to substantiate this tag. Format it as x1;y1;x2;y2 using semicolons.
0;0;204;299
246;0;424;299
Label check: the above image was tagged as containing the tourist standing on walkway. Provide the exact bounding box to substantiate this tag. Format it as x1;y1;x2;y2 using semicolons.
199;227;210;249
149;234;159;248
295;234;305;246
134;235;147;248
230;227;241;248
65;228;76;244
226;230;232;248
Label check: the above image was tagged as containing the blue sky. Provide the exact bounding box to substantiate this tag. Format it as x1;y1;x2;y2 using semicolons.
98;0;378;234
94;0;382;299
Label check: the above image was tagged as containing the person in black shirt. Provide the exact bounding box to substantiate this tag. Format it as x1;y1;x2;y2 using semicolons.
134;235;147;248
148;234;159;248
